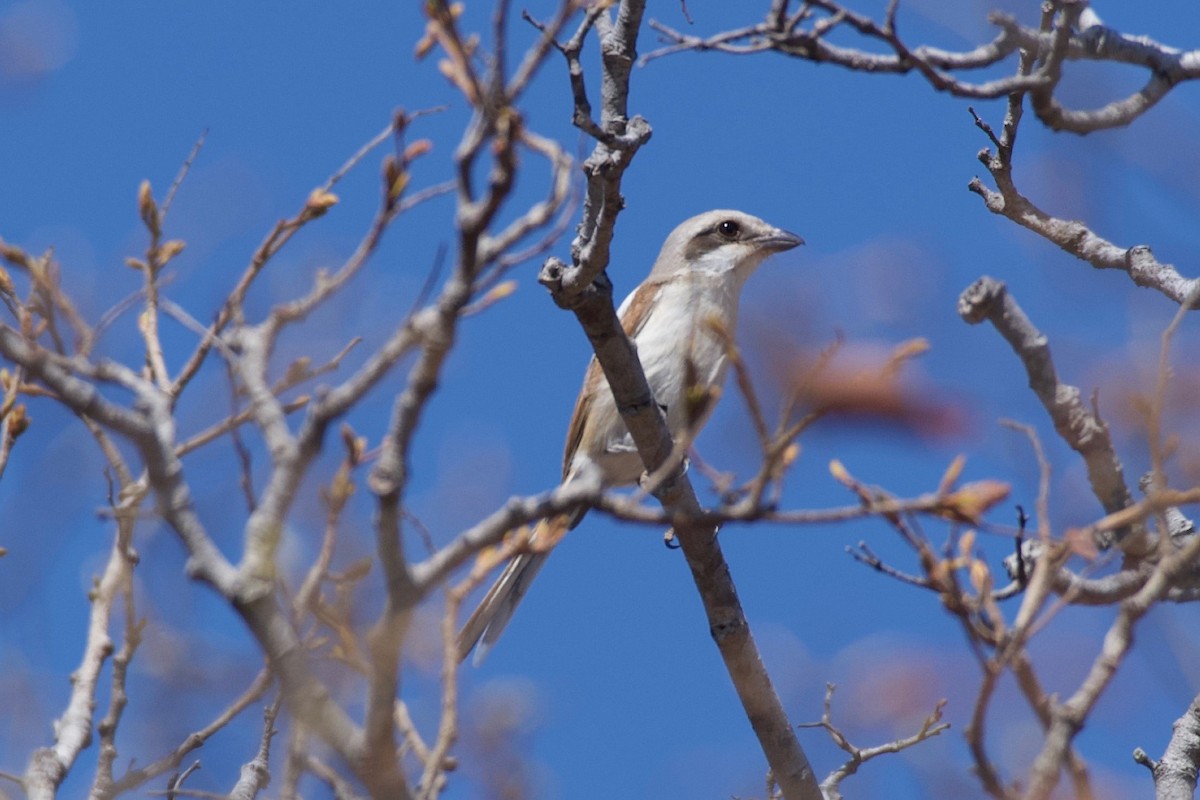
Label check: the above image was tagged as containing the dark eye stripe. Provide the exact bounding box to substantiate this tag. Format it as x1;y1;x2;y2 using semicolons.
684;224;739;260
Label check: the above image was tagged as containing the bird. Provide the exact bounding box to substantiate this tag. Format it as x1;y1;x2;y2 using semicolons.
456;209;803;663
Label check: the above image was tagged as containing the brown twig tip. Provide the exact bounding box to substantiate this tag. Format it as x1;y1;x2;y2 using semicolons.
957;276;1006;324
137;180;160;238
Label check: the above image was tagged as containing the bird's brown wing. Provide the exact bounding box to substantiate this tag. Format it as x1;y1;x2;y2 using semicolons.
560;280;663;481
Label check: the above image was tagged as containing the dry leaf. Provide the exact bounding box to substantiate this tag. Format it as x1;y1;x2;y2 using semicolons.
938;454;966;495
1064;527;1100;561
0;240;29;268
282;356;313;386
337;557;373;584
414;25;437;59
465;280;518;316
968;558;992;595
892;337;931;360
473;543;503;573
404;139;433;161
941;480;1011;524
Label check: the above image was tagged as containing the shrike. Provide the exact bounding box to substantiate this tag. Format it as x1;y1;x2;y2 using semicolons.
457;210;803;663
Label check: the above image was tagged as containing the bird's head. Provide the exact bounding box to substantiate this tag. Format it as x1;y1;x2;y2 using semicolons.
649;209;804;282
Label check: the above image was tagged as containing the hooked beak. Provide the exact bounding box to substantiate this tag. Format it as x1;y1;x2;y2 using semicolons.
757;228;805;252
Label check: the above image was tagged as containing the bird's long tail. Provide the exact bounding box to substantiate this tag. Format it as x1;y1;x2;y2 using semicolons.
455;515;571;664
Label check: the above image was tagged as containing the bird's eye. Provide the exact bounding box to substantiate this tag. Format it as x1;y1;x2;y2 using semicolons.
717;219;741;240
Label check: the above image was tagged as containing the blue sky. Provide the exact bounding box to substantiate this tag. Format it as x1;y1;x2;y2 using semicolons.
3;1;1200;798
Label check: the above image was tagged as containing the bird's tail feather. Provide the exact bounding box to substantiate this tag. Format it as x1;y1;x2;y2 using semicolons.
455;515;570;664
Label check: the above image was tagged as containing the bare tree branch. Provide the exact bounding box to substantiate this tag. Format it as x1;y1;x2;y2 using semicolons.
10;2;1200;797
168;117;414;398
535;2;819;797
24;489;140;799
994;9;1200;132
101;669;272;799
1147;694;1200;799
967;130;1200;306
227;700;281;800
799;683;949;800
958;276;1141;552
644;1;1200;134
1027;533;1200;799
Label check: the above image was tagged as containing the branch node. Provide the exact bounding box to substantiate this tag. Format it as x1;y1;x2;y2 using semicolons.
1131;746;1158;772
957;276;1007;324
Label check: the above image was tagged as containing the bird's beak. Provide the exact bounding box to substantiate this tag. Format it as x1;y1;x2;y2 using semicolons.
757;228;805;252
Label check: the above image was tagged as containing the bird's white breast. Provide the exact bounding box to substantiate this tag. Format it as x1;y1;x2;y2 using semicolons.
572;267;749;486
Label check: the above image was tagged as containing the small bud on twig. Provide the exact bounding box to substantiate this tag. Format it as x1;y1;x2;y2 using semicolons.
158;239;187;264
383;156;409;208
404;139;433;161
138;180;161;237
462;280;518;316
6;403;30;438
305;189;340;218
